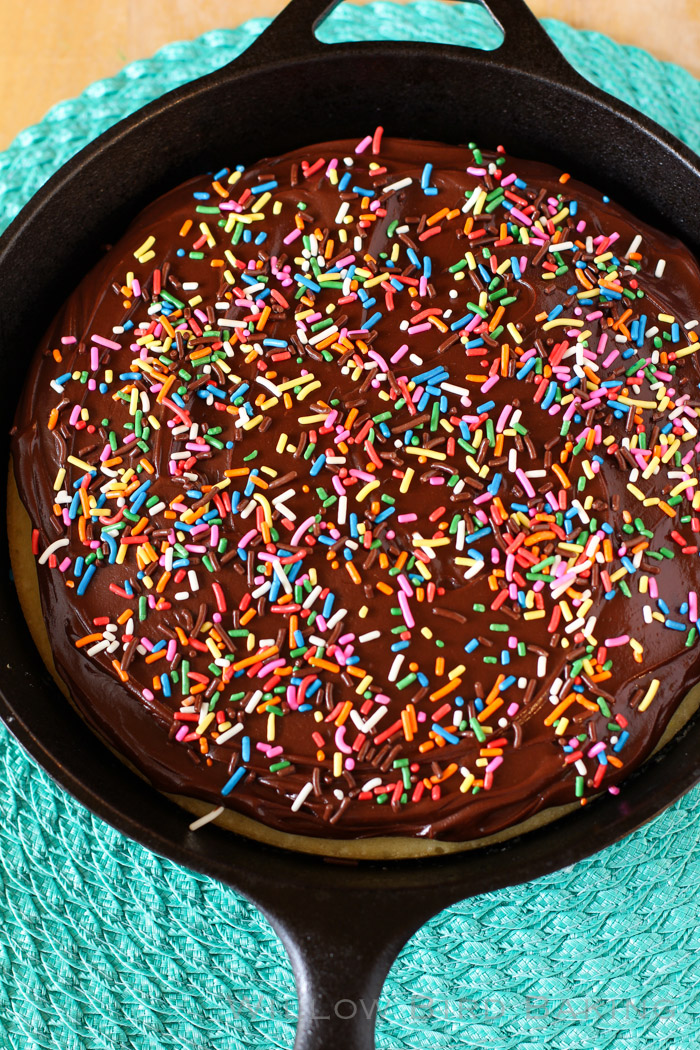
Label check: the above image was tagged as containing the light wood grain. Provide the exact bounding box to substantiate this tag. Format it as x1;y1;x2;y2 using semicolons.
0;0;697;153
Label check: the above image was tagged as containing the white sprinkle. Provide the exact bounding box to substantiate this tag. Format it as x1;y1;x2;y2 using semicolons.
215;723;244;746
245;690;264;714
291;782;314;812
337;495;348;526
627;234;642;256
303;584;322;609
86;639;111;657
361;706;389;733
188;806;225;831
655;258;666;278
326;608;347;630
388;654;404;682
382;176;413;194
38;537;70;564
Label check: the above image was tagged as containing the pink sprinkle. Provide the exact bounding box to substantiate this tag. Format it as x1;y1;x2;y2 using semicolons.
91;334;121;350
398;591;415;629
515;469;536;498
335;726;353;754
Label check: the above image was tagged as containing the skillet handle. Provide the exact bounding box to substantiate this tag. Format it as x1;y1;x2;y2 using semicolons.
259;883;443;1050
235;0;578;83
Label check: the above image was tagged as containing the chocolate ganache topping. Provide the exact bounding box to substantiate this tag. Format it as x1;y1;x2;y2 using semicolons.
11;132;700;842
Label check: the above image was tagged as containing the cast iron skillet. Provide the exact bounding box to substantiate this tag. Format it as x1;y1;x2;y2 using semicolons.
3;1;700;1046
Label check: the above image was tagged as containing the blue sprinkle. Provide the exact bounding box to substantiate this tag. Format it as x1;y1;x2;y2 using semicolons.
432;724;460;745
613;731;630;753
76;563;96;596
221;768;247;796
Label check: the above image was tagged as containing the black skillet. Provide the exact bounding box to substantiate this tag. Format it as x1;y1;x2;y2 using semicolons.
2;1;700;1047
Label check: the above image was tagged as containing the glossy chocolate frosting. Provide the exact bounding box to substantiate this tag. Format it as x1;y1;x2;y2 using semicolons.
11;133;700;842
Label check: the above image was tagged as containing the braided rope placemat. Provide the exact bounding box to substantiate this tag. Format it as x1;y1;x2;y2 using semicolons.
2;4;700;1048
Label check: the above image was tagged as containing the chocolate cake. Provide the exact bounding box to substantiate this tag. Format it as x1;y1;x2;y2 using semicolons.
11;130;700;851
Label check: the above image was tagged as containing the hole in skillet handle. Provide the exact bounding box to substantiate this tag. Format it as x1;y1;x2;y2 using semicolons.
233;0;584;87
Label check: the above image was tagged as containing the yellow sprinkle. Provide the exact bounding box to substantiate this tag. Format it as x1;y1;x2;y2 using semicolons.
251;192;271;214
363;272;392;289
414;560;432;581
542;318;584;330
133;235;155;258
333;751;343;777
196;712;215;736
617;396;657;409
399;467;414;493
405;446;446;462
355;479;380;502
297;380;322;401
670;477;697;497
638;679;660;712
253;493;273;525
661;439;680;463
506;323;523;345
555;717;570;737
459;773;475;794
67;455;94;473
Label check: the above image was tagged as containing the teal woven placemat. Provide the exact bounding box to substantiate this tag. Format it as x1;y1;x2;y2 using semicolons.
3;4;700;1048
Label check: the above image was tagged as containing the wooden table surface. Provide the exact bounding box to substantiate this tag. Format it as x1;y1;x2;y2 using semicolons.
0;0;696;152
